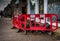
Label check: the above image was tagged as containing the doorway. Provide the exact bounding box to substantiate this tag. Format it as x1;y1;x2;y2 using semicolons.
22;7;26;14
21;0;27;14
39;0;44;14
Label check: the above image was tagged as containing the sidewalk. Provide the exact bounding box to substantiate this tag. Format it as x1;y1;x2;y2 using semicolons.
54;28;60;40
54;28;60;34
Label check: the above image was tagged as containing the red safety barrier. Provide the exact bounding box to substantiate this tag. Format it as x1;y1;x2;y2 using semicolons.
12;14;26;30
12;14;58;35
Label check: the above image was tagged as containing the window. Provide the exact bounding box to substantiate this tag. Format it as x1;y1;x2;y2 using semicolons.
30;0;35;14
48;0;60;23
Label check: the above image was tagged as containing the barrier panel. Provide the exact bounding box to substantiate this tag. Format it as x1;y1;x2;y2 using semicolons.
12;14;58;34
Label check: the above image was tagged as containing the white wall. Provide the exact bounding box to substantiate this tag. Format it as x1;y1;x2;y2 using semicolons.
44;0;48;14
27;0;30;14
35;0;39;14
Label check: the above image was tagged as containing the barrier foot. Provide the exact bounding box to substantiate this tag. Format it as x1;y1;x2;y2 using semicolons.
47;32;54;36
17;29;23;33
24;30;27;35
11;26;17;29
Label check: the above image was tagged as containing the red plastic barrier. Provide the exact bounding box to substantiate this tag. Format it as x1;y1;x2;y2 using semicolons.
13;14;58;32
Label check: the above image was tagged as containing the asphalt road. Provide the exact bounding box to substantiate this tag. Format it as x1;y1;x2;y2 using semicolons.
0;18;59;41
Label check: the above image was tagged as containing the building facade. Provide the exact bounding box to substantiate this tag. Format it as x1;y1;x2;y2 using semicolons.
15;0;60;18
14;0;60;27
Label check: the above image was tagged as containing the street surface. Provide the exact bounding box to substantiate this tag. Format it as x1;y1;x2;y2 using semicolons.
0;18;60;41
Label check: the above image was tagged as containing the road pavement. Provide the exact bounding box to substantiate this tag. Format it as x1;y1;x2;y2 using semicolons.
0;18;60;41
